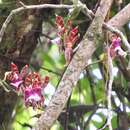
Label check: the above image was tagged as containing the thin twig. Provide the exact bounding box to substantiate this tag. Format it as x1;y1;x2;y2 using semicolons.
107;47;114;130
0;4;73;43
17;121;32;129
71;0;94;19
98;48;114;130
86;59;102;68
0;53;61;76
0;79;11;92
86;70;97;105
84;110;97;129
39;66;62;76
18;1;26;8
97;119;108;130
40;33;53;40
56;66;68;88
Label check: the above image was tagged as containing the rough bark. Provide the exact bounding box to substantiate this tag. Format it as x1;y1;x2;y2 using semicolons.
107;3;130;29
33;0;113;130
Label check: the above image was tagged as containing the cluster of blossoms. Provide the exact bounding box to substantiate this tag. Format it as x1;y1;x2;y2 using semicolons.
4;63;49;109
51;15;80;65
109;34;127;58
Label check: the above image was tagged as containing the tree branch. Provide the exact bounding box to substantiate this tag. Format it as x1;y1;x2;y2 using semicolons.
0;2;94;44
33;0;113;130
0;4;73;43
107;3;130;29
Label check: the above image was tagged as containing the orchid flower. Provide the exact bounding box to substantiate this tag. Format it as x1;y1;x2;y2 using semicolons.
24;87;44;109
55;15;64;29
4;63;29;92
110;35;127;58
24;72;49;108
55;15;80;65
50;37;61;45
55;15;66;36
4;63;49;109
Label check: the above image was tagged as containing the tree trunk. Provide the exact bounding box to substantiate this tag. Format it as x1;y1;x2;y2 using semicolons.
0;0;59;129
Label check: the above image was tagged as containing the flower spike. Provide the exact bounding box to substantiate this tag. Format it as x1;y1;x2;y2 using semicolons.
4;63;49;109
55;15;80;65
